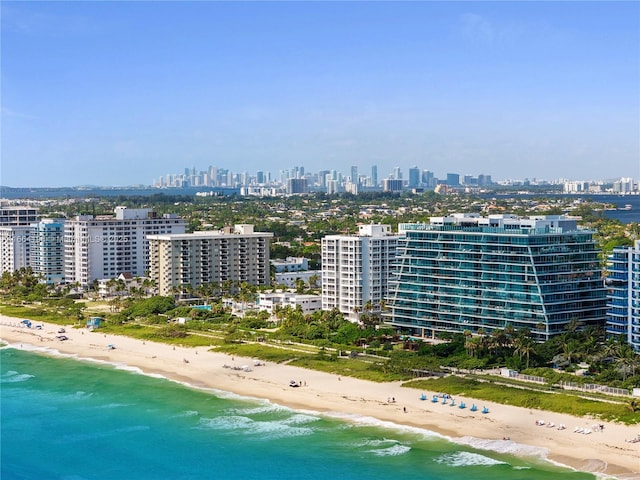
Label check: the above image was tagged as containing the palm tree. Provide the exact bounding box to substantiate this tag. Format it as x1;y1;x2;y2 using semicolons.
466;337;481;358
514;335;536;369
561;339;581;367
616;344;638;381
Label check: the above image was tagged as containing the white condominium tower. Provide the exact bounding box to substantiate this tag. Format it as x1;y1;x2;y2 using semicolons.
64;206;186;286
0;203;39;275
0;226;31;274
322;224;400;321
148;224;273;296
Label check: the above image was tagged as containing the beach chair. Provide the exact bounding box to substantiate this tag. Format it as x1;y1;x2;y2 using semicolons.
470;404;477;412
481;407;489;414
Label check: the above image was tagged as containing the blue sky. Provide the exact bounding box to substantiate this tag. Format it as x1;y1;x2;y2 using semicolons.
2;1;639;187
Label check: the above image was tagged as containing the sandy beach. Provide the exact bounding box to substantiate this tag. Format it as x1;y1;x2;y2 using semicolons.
2;315;639;479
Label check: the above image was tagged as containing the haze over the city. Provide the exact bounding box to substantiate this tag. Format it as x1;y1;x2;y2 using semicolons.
2;1;639;188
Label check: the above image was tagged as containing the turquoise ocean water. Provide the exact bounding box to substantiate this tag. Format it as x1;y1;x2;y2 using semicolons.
1;346;595;480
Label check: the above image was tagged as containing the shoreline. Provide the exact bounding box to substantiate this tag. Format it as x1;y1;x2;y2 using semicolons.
1;316;639;479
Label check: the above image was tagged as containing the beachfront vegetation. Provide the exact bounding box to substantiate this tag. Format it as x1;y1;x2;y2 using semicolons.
2;273;639;393
405;376;639;424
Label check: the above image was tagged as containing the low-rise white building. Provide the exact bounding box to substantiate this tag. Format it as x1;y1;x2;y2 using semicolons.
258;292;322;316
274;270;321;288
271;256;309;273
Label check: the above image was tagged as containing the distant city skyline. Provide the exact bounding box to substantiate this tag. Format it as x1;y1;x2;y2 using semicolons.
2;2;639;188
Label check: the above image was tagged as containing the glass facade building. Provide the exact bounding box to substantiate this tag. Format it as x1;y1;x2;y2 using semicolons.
30;220;65;284
386;214;607;341
606;240;640;352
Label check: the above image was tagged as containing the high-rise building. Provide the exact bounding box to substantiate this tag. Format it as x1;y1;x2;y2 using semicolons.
322;224;400;321
393;166;402;180
383;179;403;192
422;170;435;189
446;173;460;186
0;203;39;276
350;166;358;185
148;225;272;296
0;226;31;274
606;240;640;352
408;166;420;188
0;204;39;226
287;178;308;194
387;214;607;341
30;219;65;284
371;165;378;187
478;174;492;187
64;207;186;286
326;179;339;194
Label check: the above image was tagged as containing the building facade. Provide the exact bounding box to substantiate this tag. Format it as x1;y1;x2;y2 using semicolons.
271;256;309;273
148;224;273;296
64;207;186;286
606;240;640;352
0;204;39;226
387;214;607;341
30;219;65;284
258;292;322;316
0;226;31;274
0;204;39;275
274;270;321;289
322;224;400;321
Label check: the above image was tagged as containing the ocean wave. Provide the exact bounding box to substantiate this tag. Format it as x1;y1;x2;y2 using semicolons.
351;438;400;448
72;391;94;399
323;411;446;440
172;410;201;418
455;436;549;459
435;451;507;467
197;414;314;439
280;413;321;425
95;402;133;410
368;444;411;457
227;403;289;416
1;370;35;383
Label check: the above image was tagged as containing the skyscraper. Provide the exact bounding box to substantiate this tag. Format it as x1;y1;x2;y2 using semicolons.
422;170;435;189
387;214;607;341
287;178;308;194
350;166;358;185
371;165;378;187
408;166;420;188
383;179;403;192
446;173;460;186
